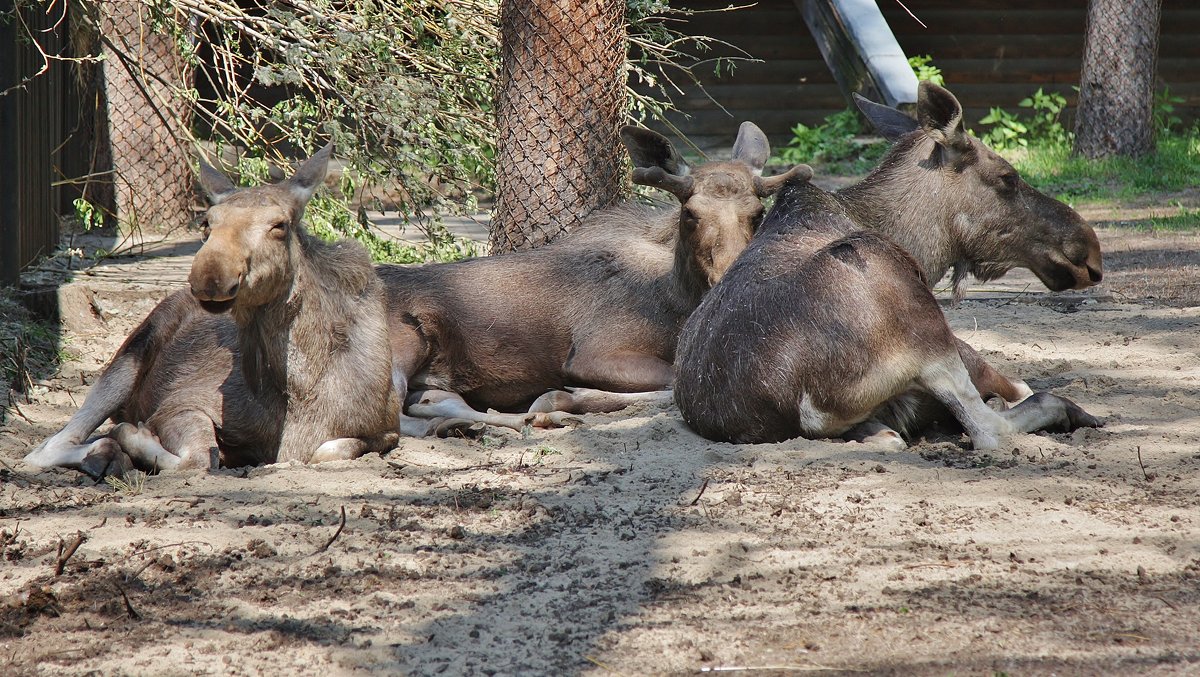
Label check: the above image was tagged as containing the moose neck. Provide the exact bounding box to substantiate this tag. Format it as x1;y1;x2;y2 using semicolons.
230;234;344;399
834;144;960;285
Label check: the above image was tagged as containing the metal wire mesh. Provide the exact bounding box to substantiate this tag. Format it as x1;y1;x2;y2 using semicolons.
490;0;627;253
99;0;195;234
1074;0;1162;158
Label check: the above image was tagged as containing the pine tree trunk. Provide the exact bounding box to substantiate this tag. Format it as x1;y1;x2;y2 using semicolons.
490;0;627;253
101;0;195;235
1073;0;1162;159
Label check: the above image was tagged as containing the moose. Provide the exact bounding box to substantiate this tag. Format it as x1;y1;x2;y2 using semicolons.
376;122;811;435
534;82;1104;420
25;144;399;476
673;176;1102;448
791;82;1104;403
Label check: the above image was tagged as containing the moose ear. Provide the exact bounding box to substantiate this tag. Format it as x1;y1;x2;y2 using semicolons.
916;81;971;152
285;142;334;204
853;93;919;143
198;157;237;204
620;126;690;177
731;121;770;175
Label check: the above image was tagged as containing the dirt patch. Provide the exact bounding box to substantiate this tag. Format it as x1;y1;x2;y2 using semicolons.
1;224;1199;675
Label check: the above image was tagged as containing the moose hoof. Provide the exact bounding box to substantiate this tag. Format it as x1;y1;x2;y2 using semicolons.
1061;396;1103;430
528;411;583;428
433;418;486;439
78;438;135;479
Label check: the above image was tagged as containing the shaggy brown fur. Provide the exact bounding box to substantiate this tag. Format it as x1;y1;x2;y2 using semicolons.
25;145;398;476
377;123;810;435
674;178;1101;448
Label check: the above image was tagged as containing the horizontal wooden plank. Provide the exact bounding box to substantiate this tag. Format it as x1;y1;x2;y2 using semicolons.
883;9;1088;36
670;83;846;111
883;8;1200;35
675;8;808;35
933;57;1200;86
684;59;836;86
897;34;1087;59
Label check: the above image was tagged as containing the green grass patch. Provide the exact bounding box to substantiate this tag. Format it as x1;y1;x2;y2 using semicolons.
1001;133;1200;203
1143;202;1200;231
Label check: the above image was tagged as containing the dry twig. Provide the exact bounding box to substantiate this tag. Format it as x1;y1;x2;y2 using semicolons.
316;505;347;554
54;531;87;576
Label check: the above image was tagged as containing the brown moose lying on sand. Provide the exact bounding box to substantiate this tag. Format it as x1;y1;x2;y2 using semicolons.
377;122;812;436
24;144;399;476
674;84;1104;448
524;82;1106;427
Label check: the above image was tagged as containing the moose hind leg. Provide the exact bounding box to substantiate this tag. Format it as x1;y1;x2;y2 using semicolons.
144;409;221;470
841;420;907;451
108;422;181;472
561;349;675;393
955;338;1033;403
917;353;1013;451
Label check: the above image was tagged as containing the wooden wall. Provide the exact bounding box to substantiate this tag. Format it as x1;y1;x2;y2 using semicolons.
643;0;843;152
652;0;1200;152
0;0;67;286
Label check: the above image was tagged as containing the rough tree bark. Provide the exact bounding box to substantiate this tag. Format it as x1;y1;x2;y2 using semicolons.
490;0;627;253
101;0;195;234
1073;0;1162;159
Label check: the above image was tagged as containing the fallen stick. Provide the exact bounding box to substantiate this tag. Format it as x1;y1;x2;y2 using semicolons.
316;505;347;554
54;531;87;576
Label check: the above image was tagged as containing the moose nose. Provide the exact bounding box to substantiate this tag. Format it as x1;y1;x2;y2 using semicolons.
1087;265;1103;283
192;277;240;302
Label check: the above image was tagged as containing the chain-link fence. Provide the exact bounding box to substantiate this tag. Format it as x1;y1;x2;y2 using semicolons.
1074;0;1161;158
490;0;627;253
99;0;194;234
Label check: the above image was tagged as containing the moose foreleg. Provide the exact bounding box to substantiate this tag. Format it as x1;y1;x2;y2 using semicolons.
23;353;140;470
407;390;537;434
997;392;1102;433
528;387;673;415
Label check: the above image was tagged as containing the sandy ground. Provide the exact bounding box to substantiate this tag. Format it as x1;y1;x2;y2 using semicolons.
2;221;1199;675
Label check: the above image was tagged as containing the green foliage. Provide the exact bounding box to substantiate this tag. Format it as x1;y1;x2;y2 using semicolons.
777;109;887;171
0;290;60;424
229;153;481;263
72;198;102;231
38;0;714;261
1017;88;1070;146
1154;86;1186;136
778;56;945;171
626;2;752;133
908;55;944;86
979;88;1070;151
979;107;1030;150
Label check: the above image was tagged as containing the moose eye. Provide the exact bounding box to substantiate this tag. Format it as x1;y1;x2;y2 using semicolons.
199;221;211;243
269;220;288;238
1000;173;1020;191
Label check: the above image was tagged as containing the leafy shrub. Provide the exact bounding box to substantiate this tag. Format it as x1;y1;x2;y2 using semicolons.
908;55;944;86
979;88;1070;151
